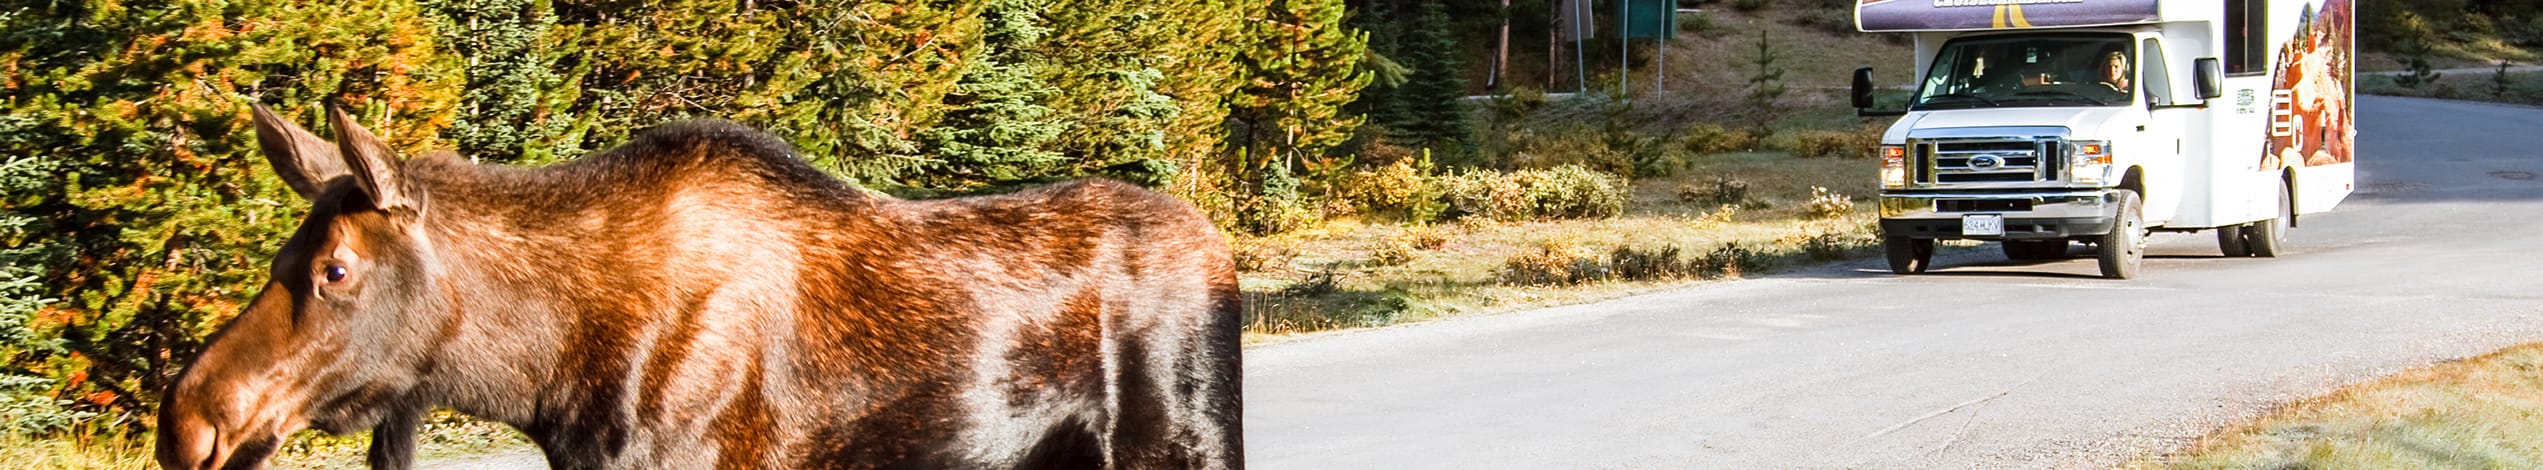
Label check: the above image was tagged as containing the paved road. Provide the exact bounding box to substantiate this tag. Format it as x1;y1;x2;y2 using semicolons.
1244;95;2543;469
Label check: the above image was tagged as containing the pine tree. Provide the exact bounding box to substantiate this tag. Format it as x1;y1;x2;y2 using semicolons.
1390;2;1474;151
1744;28;1789;134
2389;11;2443;89
1227;0;1374;233
0;0;462;419
911;0;1069;191
425;0;580;164
1041;0;1260;197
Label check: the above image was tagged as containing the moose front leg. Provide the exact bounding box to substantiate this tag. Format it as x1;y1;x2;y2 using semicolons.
367;408;423;470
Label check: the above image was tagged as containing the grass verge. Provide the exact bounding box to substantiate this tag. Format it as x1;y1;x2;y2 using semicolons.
3;410;530;470
1238;150;1881;342
2132;343;2543;469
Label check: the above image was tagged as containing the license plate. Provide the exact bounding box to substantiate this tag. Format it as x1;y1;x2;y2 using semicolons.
1962;214;2005;237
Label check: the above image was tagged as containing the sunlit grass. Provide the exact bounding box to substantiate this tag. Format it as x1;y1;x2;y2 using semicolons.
3;411;532;470
1239;151;1881;342
2131;343;2543;469
0;429;154;470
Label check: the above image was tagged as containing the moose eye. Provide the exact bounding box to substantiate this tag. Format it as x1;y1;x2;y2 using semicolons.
322;264;349;284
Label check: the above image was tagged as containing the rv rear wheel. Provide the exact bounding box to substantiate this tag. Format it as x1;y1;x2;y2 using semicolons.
2247;181;2291;258
2215;225;2248;257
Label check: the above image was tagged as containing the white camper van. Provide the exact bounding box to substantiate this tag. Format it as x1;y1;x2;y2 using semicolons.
1850;0;2354;279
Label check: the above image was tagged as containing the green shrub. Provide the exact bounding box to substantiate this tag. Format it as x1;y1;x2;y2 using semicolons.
1697;242;1773;279
1366;232;1426;267
1684;175;1756;207
1680;123;1759;155
1436;171;1534;221
1233;239;1301;273
1784;226;1869;261
1678;11;1729;38
1609;245;1691;281
1614;133;1682;178
1804;186;1855;219
1798;8;1858;35
1497;240;1606;285
1733;0;1774;12
1514;165;1630;219
1435;165;1628;221
1402;227;1454;250
1503;126;1636;177
1789;129;1874;159
1337;156;1450;223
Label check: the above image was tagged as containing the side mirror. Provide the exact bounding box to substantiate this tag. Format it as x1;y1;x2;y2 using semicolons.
2193;58;2223;100
1851;67;1877;109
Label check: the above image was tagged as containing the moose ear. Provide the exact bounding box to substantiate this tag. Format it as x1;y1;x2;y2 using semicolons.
251;103;351;201
325;104;416;212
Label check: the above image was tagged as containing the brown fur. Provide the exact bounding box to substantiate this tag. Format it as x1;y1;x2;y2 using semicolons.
156;105;1243;470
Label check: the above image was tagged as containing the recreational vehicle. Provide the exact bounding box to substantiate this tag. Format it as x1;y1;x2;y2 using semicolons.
1851;0;2354;279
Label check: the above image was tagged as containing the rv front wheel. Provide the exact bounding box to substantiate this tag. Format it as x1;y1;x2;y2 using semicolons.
2098;190;2146;279
1885;237;1933;274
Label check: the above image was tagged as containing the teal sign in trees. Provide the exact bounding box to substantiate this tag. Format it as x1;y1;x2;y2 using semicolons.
1625;0;1675;39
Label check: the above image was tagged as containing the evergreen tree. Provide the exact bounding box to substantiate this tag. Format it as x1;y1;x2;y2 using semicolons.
545;0;988;183
1228;0;1374;233
426;0;580;163
0;0;462;419
911;0;1069;191
1744;28;1789;134
1390;2;1474;151
1041;0;1260;197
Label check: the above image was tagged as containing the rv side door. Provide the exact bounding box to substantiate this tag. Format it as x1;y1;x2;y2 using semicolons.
2135;37;2187;226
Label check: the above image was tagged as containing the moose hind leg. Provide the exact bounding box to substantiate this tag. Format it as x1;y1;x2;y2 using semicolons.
1108;330;1243;469
1017;415;1104;470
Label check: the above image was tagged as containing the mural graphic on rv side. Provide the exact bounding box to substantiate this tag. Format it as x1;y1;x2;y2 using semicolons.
2264;0;2354;169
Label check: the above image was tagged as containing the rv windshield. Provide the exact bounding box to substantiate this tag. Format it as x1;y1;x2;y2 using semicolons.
1913;34;2136;111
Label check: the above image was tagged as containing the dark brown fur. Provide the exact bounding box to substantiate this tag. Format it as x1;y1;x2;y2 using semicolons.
155;105;1243;469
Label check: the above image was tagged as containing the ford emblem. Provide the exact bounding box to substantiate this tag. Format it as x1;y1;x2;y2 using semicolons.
1968;154;2004;171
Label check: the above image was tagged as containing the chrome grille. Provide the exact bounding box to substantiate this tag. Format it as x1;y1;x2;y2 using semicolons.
1913;137;2060;185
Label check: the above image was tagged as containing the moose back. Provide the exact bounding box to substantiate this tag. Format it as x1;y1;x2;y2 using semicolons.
154;104;1243;469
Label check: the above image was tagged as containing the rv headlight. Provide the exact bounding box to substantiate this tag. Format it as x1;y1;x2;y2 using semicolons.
1880;145;1908;188
2068;141;2112;185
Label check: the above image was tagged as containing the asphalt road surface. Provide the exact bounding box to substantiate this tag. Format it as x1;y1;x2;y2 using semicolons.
420;95;2542;469
1243;95;2543;469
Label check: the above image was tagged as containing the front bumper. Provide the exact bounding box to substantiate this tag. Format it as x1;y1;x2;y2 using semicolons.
1878;190;2121;240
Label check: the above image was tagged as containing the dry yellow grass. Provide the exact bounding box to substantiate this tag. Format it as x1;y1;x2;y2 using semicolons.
2133;343;2543;469
1239;152;1880;342
3;411;529;470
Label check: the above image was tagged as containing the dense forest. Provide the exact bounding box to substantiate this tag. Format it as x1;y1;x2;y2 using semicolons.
0;0;1381;434
0;0;1644;436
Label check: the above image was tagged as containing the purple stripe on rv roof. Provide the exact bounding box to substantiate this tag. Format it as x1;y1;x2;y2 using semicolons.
1858;0;2160;32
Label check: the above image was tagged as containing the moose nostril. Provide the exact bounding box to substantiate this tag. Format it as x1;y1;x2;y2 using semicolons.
155;400;221;470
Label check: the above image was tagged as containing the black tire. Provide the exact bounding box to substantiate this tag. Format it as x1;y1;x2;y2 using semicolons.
2003;240;2067;260
2248;180;2290;258
1885;237;1934;274
2097;190;2146;279
2216;225;2248;257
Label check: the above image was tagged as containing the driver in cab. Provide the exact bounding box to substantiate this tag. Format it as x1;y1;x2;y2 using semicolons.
2093;49;2131;96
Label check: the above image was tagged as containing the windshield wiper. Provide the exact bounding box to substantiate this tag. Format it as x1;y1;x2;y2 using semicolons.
1918;92;2000;108
2011;90;2110;106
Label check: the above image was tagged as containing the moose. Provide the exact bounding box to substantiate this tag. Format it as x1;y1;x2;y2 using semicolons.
154;103;1244;469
